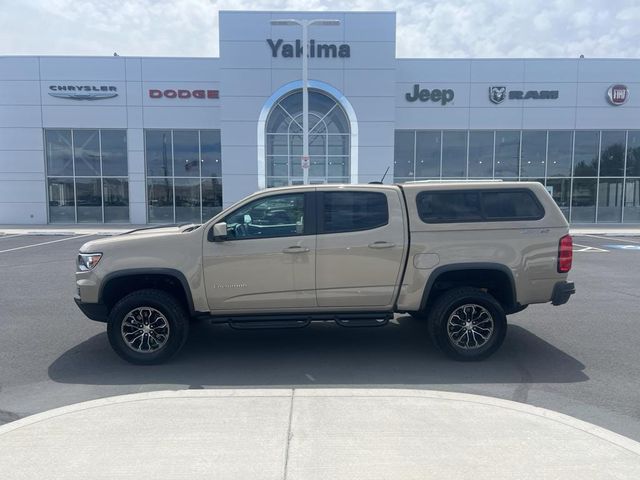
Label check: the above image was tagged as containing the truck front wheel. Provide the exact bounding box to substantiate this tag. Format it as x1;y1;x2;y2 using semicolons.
427;287;506;361
107;289;190;365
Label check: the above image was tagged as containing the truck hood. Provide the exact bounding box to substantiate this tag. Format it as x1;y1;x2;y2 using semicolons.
79;224;201;252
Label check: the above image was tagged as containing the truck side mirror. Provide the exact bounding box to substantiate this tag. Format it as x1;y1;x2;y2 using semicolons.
209;222;228;242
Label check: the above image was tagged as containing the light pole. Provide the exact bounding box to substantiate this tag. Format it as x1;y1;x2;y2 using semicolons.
270;18;341;185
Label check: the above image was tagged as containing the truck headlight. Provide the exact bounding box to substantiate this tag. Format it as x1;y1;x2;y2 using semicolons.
78;253;102;271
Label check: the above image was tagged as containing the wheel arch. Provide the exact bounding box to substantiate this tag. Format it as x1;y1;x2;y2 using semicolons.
100;269;196;316
420;263;519;314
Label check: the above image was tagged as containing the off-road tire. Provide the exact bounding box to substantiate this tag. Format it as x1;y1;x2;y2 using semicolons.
427;287;507;361
107;289;190;365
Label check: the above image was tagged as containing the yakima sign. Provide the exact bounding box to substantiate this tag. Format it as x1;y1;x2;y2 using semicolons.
148;89;219;99
607;85;628;105
267;39;350;58
48;85;118;100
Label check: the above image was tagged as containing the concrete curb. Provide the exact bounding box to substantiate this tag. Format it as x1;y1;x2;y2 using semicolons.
2;388;640;456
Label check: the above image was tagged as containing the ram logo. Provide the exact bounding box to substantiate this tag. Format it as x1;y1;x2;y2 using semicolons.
489;86;507;104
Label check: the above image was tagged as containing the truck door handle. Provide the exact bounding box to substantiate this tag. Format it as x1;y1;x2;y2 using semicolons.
282;246;310;254
368;241;395;249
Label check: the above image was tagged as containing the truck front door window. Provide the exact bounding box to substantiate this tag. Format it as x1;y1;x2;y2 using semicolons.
224;193;305;239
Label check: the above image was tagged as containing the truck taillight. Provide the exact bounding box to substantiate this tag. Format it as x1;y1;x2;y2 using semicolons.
558;235;573;273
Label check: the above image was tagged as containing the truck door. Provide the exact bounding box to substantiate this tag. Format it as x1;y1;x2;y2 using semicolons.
315;188;406;308
202;191;316;312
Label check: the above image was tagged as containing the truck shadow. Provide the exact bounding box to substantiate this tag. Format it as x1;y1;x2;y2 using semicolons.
48;316;588;388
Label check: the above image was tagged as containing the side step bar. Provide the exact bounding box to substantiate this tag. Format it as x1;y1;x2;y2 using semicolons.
211;312;393;330
229;319;310;330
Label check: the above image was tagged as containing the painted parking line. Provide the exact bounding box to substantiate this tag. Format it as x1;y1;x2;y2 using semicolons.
584;234;640;245
573;243;609;252
0;234;93;254
603;244;640;251
0;234;26;241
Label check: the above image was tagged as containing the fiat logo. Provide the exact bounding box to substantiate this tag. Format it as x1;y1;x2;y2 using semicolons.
607;84;629;106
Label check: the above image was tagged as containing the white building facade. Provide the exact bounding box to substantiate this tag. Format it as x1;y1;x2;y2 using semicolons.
1;10;639;225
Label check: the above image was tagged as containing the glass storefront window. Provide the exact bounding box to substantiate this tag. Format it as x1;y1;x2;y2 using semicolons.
415;131;441;178
45;130;73;176
201;130;222;177
175;178;201;223
468;131;493;178
309;155;326;177
147;178;174;223
520;131;546;178
75;177;102;223
173;130;200;177
145;129;223;224
267;155;288;177
494;131;520;178
45;129;129;224
626;131;640;177
547;131;573;177
599;131;625;177
47;177;75;223
546;178;570;220
100;130;128;176
73;130;100;176
392;128;640;223
442;131;467;178
328;135;349;156
202;178;223;221
597;178;623;223
573;131;599;177
103;178;129;223
145;130;173;177
394;131;415;180
571;178;597;222
624;178;640;223
328;156;349;177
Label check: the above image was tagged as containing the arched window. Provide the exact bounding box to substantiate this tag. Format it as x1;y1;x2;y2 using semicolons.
265;89;350;187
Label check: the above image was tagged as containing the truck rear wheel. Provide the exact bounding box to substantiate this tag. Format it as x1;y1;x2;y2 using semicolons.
107;289;189;365
427;287;506;361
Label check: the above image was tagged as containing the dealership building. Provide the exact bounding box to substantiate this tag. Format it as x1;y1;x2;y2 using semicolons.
1;10;639;225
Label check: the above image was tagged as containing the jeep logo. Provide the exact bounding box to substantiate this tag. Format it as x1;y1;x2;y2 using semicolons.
405;84;455;105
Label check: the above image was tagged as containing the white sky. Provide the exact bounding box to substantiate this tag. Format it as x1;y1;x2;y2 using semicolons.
1;0;639;58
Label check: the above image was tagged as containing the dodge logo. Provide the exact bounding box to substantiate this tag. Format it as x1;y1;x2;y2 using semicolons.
489;86;506;104
148;89;219;99
607;85;629;106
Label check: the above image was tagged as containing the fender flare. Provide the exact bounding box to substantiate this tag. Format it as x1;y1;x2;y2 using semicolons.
419;262;517;312
99;268;196;315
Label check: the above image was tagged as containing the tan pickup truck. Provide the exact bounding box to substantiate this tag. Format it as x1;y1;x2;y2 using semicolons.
75;181;575;364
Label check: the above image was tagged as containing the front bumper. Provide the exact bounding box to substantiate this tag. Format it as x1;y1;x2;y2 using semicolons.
551;281;575;306
74;296;108;322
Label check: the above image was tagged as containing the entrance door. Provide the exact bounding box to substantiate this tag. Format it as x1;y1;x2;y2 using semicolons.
202;191;316;313
265;89;351;188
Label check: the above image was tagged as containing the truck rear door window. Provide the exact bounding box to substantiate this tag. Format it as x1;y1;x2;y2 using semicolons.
417;189;544;223
321;191;389;233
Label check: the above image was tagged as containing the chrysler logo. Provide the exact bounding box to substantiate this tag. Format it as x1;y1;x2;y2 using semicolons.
48;85;118;100
489;86;507;104
607;85;629;106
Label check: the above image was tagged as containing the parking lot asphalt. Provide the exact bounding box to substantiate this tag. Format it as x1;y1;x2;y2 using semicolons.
0;233;640;441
